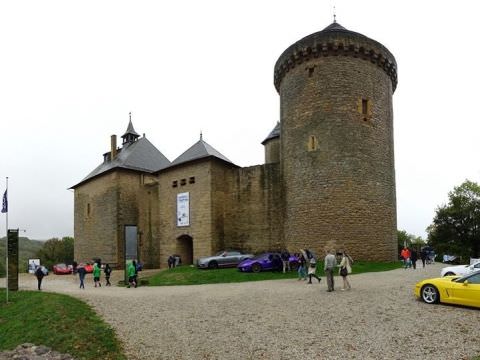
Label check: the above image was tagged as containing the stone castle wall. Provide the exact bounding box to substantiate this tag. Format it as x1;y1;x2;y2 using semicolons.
74;170;141;267
223;163;282;253
279;55;397;261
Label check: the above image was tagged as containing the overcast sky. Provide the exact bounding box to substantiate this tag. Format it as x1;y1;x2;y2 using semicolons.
1;0;479;241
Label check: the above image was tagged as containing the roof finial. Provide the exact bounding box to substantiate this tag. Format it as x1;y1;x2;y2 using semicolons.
333;5;336;23
129;112;132;121
200;131;203;141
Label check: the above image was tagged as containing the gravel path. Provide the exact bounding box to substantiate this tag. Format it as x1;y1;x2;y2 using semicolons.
6;263;480;360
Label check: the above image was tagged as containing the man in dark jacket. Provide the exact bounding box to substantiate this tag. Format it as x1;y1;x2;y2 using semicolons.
34;266;45;290
411;249;418;270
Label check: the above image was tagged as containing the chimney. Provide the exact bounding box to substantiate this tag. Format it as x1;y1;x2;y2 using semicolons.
111;135;117;160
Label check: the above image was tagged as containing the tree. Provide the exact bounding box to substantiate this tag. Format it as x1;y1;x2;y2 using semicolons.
428;180;480;259
397;230;425;255
36;236;74;270
397;230;412;253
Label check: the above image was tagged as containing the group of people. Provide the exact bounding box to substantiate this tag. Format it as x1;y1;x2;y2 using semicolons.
295;249;353;292
77;262;113;289
400;247;431;269
167;255;180;269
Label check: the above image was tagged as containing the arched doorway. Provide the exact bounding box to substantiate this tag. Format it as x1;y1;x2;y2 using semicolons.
176;234;193;265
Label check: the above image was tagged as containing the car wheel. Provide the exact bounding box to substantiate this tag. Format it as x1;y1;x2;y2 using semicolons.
208;261;218;269
421;284;440;304
251;263;262;273
444;272;455;276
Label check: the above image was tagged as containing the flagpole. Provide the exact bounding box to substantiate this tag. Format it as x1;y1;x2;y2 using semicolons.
5;177;8;304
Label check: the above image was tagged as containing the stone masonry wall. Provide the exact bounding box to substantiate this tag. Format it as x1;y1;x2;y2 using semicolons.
74;170;141;268
279;55;397;261
264;138;280;164
223;163;282;253
145;160;215;267
74;172;118;266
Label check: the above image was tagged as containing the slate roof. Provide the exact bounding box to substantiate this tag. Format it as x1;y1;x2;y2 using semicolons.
71;137;171;188
170;138;234;167
122;119;139;138
261;122;280;145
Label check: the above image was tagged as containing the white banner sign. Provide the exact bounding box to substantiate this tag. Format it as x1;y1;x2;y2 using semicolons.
28;259;40;274
177;192;190;227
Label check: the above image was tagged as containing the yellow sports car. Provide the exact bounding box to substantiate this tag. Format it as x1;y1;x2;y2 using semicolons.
415;270;480;308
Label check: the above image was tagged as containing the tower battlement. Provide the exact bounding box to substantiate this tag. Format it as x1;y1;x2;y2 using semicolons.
274;22;397;92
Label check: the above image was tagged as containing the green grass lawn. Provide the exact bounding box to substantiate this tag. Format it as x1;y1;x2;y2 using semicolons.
0;289;125;360
146;261;403;286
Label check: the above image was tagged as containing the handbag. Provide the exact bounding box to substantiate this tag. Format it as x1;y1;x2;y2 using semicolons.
340;266;348;277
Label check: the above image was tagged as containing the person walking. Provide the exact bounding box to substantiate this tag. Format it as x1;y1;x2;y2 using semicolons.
104;263;112;286
168;255;175;269
420;248;427;268
339;251;353;290
281;249;290;273
77;265;86;289
400;247;411;269
93;262;101;287
410;249;418;270
297;251;307;281
34;265;45;290
324;249;337;292
307;257;321;284
127;261;137;288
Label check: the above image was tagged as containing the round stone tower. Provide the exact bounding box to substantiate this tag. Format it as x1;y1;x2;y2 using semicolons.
274;21;398;261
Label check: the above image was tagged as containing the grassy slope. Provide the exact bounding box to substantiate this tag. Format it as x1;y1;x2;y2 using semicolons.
0;289;125;360
146;261;403;286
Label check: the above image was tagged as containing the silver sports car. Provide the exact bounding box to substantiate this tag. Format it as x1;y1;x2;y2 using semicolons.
197;250;254;269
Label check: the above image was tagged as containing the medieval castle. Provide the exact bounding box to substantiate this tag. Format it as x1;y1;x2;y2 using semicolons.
72;21;398;268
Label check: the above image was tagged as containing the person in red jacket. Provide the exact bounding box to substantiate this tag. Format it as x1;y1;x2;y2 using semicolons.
400;247;411;269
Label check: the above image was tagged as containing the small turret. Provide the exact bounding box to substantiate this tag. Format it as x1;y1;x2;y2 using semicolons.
262;122;280;164
121;112;140;145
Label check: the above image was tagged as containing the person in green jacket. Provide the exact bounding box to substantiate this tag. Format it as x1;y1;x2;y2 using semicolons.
127;261;137;288
93;262;101;288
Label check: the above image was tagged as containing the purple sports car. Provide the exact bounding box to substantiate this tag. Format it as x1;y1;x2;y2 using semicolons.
237;252;299;273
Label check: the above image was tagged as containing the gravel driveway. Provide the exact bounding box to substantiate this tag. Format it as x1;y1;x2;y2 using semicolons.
8;263;480;360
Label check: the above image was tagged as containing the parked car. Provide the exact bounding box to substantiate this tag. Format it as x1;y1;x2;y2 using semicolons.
53;263;73;275
415;270;480;308
197;250;254;269
440;260;480;277
238;252;284;273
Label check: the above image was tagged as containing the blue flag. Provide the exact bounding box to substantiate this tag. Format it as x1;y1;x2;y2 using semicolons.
1;190;7;213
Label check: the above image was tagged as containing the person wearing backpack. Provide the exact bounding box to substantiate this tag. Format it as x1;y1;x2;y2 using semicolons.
34;265;45;290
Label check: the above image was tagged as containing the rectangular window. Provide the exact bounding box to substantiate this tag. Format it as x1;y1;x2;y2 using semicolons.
189;176;195;184
172;180;178;188
362;99;368;115
180;178;187;186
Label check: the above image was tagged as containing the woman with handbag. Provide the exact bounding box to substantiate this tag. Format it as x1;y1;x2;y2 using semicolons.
339;251;353;290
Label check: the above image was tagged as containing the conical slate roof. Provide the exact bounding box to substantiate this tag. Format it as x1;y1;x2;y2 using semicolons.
170;137;234;167
122;119;139;138
71;137;171;188
261;122;280;145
